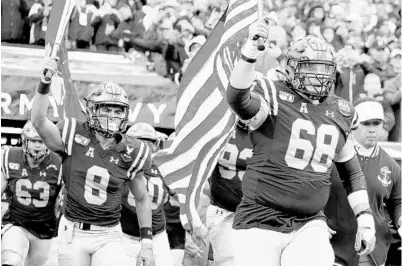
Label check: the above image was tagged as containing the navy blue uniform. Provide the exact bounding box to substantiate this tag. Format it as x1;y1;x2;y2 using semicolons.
210;127;252;212
2;147;62;239
57;118;151;226
231;79;358;233
120;163;169;237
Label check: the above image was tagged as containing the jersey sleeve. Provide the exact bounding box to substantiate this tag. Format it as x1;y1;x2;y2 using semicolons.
388;159;401;225
247;77;279;130
1;147;10;180
56;117;77;156
350;108;359;131
126;140;152;180
334;136;356;163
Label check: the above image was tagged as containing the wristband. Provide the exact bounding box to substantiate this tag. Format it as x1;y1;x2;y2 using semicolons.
241;54;257;63
37;81;51;95
140;227;153;240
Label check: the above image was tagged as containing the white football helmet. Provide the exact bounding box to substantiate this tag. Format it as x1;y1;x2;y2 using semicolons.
284;36;337;101
21;120;49;162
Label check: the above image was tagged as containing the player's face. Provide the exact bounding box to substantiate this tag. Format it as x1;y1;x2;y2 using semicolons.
26;139;48;162
353;119;383;148
96;105;126;133
299;62;335;95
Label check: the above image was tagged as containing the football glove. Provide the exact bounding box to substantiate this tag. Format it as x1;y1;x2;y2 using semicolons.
355;213;376;256
136;240;155;266
41;57;59;83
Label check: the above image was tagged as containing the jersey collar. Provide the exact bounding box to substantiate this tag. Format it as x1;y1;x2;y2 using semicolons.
352;138;380;158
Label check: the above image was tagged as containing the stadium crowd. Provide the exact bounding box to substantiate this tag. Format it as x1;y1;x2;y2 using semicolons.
1;0;401;266
2;0;401;141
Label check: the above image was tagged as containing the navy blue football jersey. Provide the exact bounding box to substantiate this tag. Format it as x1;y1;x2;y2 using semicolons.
120;162;169;236
210;127;252;212
233;79;358;232
2;147;62;238
57;118;151;226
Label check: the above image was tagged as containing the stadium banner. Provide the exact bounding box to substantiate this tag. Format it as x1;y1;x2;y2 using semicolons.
1;75;176;129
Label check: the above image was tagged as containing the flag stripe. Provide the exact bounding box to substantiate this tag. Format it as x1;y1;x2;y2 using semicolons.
155;0;259;230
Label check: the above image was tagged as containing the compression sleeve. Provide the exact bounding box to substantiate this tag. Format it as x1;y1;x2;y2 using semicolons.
226;83;261;120
335;155;372;217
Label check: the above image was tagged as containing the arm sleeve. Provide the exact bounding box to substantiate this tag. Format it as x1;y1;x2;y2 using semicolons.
127;140;152;180
1;147;10;180
387;161;401;226
335;155;371;216
227;77;277;130
55;117;77;156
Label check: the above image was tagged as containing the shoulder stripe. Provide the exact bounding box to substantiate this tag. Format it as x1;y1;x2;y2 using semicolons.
61;117;70;144
130;145;150;179
67;118;77;155
57;165;63;185
259;79;270;109
1;147;10;180
266;78;278;115
127;141;145;177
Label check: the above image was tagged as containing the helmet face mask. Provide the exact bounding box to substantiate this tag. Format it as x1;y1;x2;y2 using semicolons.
85;82;130;138
21;121;49;163
285;36;337;101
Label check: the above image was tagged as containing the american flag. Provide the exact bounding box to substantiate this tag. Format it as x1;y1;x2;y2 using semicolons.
154;0;259;230
45;0;86;122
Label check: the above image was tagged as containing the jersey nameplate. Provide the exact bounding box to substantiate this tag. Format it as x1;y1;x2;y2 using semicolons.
74;134;90;146
337;100;352;117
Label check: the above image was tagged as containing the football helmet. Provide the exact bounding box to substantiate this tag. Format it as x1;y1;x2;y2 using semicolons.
126;123;160;152
21;120;49;162
284;36;337;101
84;82;130;138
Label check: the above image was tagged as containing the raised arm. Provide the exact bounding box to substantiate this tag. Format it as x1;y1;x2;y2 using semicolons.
31;58;65;153
226;20;273;130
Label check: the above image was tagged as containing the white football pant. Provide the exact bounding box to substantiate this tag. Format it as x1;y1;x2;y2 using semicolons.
1;225;53;266
206;205;235;266
233;219;334;266
57;215;126;266
122;230;174;266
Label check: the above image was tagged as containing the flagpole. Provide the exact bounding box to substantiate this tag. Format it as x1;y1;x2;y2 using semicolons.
256;0;266;51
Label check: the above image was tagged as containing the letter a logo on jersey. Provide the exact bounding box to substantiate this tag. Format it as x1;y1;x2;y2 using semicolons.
21;169;28;177
300;103;308;114
85;147;95;158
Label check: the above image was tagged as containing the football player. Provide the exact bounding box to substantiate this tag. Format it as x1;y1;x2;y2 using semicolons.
206;121;252;266
121;123;174;266
30;58;154;266
1;120;62;266
226;20;376;266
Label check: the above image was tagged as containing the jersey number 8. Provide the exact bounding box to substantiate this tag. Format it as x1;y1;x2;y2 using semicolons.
16;179;50;207
285;119;340;173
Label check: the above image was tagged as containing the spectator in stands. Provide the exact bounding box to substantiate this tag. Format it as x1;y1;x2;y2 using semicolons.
384;50;401;142
91;0;121;52
362;39;396;84
68;0;94;49
333;45;366;103
1;0;30;43
28;0;52;46
115;4;146;51
357;73;395;141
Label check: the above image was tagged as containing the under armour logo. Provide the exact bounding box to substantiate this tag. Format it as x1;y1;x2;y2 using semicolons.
40;172;46;177
64;226;68;231
110;157;119;164
326;111;334;117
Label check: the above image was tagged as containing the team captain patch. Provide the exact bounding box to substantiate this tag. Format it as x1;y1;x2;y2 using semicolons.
337;100;352;117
